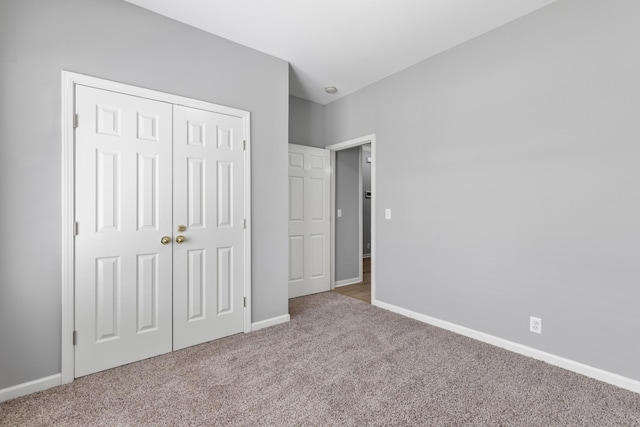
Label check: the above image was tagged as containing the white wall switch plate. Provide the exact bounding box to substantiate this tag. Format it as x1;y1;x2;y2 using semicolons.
385;209;391;219
337;209;342;218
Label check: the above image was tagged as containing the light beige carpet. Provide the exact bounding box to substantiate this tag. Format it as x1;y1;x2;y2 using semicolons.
1;292;639;426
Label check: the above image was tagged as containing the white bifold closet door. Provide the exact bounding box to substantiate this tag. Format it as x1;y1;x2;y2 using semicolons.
74;85;245;377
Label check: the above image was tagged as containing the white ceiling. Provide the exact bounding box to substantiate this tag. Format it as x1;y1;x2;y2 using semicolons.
124;0;557;105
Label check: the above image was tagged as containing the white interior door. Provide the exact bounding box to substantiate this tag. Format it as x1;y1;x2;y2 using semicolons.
172;106;246;350
74;83;248;376
288;144;331;298
74;85;173;377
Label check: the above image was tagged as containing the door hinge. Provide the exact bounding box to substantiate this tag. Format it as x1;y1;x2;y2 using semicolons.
243;140;246;150
73;222;79;236
73;330;78;345
243;297;246;308
73;114;78;129
243;219;246;229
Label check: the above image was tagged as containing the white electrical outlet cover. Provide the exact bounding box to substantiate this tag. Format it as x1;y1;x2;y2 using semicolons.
530;316;542;334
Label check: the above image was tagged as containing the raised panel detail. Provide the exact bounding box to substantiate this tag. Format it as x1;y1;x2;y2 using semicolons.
96;256;120;342
187;250;206;321
289;152;304;169
287;145;330;299
310;155;324;170
137;154;158;230
188;158;205;228
217;247;233;314
96;106;121;136
137;113;159;141
97;150;120;232
310;178;324;221
310;235;325;278
289;177;303;221
188;121;205;146
289;236;304;281
137;254;158;332
217;126;233;150
217;161;232;228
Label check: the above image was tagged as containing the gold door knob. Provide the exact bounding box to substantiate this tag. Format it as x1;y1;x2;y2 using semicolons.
177;225;186;232
176;235;185;244
160;236;171;245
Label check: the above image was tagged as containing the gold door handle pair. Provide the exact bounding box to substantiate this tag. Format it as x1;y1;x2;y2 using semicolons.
161;235;186;244
161;225;187;245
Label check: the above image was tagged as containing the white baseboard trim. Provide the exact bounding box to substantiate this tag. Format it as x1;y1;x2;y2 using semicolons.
373;300;640;394
335;277;361;288
251;314;290;332
0;373;62;403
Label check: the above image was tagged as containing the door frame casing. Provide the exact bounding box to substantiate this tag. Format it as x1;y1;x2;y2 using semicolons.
61;70;252;384
326;134;376;302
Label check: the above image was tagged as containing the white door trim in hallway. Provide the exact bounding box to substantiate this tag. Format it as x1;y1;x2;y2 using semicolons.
326;134;377;302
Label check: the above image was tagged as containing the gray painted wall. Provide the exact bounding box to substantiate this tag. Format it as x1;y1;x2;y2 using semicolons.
289;95;325;148
335;147;361;282
362;146;372;257
325;0;640;381
0;0;288;390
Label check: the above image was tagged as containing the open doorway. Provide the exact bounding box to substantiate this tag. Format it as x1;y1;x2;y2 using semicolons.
326;135;376;304
333;257;371;303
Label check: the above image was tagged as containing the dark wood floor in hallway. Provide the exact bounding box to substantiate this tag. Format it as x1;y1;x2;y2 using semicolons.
332;257;371;303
